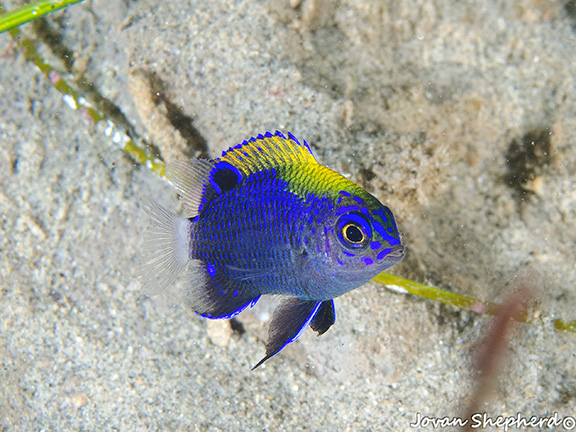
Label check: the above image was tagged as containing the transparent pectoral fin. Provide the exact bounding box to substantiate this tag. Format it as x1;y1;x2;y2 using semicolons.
252;298;322;370
309;300;335;335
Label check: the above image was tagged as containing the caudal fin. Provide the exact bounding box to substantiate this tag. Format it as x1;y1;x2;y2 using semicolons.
139;196;191;296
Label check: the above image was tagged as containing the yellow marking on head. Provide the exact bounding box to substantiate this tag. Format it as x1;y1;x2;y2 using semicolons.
215;131;368;203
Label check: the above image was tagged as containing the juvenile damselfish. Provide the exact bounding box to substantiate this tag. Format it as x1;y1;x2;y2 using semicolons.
140;131;404;368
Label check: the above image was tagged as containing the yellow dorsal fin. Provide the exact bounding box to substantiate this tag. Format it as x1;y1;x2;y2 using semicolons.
215;131;317;176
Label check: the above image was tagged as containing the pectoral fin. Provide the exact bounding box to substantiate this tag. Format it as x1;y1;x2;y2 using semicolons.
252;298;322;370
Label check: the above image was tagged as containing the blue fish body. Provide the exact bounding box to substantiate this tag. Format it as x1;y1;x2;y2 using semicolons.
140;131;404;368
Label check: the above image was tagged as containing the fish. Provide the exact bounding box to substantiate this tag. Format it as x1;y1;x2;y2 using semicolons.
139;131;404;368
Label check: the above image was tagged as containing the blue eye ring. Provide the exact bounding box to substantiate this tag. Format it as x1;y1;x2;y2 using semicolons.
336;212;372;250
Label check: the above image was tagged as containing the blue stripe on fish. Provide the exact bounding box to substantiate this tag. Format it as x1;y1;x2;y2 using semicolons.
336;205;360;215
370;241;382;250
361;257;374;266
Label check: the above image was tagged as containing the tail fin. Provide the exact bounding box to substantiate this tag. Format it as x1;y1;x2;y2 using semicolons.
139;196;191;296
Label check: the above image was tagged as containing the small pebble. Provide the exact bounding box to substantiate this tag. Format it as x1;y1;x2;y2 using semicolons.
207;320;232;347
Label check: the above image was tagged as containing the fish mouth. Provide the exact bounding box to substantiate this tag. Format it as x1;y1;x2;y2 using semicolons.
376;243;405;267
388;243;405;257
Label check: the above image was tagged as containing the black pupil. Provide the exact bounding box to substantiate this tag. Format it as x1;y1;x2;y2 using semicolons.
346;225;363;243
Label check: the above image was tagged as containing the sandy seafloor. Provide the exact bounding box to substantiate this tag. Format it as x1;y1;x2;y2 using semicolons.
1;0;576;430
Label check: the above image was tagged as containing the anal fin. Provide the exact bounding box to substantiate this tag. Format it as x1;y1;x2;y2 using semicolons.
185;262;260;319
252;298;322;370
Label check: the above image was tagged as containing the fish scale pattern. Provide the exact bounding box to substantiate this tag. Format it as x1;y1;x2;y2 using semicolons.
190;168;335;299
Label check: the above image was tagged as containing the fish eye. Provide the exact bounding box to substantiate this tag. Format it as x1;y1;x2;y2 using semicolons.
343;223;364;243
336;213;371;249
